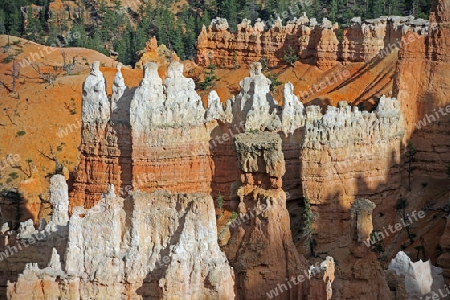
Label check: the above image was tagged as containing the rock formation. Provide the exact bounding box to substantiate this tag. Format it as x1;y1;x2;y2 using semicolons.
70;62;124;209
438;216;450;282
392;0;450;285
8;56;430;299
225;131;307;299
197;14;430;69
0;175;69;299
8;184;235;299
135;36;180;69
48;175;69;226
388;251;445;299
231;62;281;131
351;198;377;244
394;0;450;177
307;256;336;300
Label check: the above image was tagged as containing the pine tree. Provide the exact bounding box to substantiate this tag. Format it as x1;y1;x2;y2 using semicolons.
368;0;385;18
202;9;211;29
225;0;238;32
133;27;148;62
0;9;6;34
46;22;59;46
330;0;338;22
183;15;197;60
25;7;44;43
313;0;323;20
6;10;21;37
171;24;185;59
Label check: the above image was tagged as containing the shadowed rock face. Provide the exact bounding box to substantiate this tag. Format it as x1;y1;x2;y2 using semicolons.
394;0;450;283
224;131;307;300
394;0;450;177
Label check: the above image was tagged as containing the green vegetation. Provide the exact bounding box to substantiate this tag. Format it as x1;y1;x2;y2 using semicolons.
9;172;18;180
70;98;77;115
230;211;239;221
216;193;224;209
16;130;26;136
2;55;13;63
266;73;282;92
282;46;299;67
199;62;218;90
302;193;316;255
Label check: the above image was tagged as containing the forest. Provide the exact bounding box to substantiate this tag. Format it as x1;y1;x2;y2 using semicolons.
0;0;431;66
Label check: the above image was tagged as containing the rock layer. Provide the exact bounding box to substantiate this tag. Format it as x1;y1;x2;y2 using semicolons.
8;187;235;299
64;61;410;300
197;15;430;69
225;131;307;300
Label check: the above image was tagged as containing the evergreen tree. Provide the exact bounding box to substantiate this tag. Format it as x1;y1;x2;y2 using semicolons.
224;0;238;32
330;0;338;22
183;15;197;60
6;10;22;37
68;23;86;47
171;24;185;59
25;7;43;43
313;0;323;20
368;0;385;18
202;9;211;29
46;21;59;46
0;9;6;34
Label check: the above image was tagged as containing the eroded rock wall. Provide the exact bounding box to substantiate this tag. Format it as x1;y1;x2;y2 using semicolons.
69;62;126;209
394;0;450;177
224;131;307;300
7;187;235;299
0;175;69;299
197;15;430;69
54;60;416;300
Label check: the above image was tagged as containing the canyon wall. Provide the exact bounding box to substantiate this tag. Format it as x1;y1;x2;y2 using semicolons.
394;0;450;177
393;0;450;281
7;182;235;299
65;60;409;299
197;15;430;70
3;37;446;296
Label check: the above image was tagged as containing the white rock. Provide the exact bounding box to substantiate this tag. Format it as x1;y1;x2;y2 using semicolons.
49;174;69;226
388;251;445;299
232;62;280;131
82;61;110;123
111;62;132;123
281;82;305;133
205;90;225;122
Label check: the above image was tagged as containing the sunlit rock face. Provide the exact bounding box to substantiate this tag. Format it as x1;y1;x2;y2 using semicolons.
43;56;420;300
197;14;430;69
70;63;124;209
